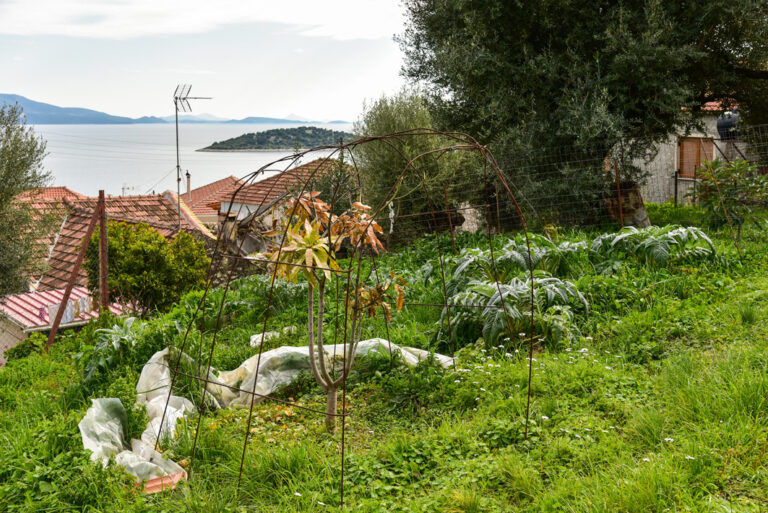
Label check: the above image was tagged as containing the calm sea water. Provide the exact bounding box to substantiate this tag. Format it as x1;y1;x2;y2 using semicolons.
33;123;353;197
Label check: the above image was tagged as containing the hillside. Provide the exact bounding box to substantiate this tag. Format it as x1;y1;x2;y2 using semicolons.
201;126;354;151
1;205;767;511
0;94;166;124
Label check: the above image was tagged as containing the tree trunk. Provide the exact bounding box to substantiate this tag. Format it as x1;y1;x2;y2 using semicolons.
325;385;338;433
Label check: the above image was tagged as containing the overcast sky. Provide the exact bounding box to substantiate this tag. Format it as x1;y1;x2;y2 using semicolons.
0;1;408;121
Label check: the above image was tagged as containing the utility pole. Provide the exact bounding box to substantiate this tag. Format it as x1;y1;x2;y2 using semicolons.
173;84;211;230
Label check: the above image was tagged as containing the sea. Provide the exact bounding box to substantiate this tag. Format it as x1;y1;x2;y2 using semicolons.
33;123;353;197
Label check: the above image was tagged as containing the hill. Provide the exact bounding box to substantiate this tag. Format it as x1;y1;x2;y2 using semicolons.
1;216;767;511
201;126;355;151
0;94;166;124
0;94;350;125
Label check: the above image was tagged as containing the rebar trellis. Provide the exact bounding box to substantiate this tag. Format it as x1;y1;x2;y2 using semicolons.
149;129;539;507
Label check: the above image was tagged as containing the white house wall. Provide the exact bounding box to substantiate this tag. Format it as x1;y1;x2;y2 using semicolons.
639;116;720;205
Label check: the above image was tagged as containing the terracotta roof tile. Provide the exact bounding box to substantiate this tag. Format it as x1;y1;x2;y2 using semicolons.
186;175;243;217
209;159;340;215
18;186;86;203
33;192;213;292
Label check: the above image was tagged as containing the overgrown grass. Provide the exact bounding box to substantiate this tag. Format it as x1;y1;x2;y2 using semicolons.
1;220;767;511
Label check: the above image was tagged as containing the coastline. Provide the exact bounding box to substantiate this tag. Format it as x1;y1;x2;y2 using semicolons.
196;147;307;152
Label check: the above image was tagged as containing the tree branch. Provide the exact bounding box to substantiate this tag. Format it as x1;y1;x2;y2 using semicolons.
315;276;334;385
306;283;328;390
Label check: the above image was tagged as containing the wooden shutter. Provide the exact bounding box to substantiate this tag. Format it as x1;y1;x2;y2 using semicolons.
679;137;713;178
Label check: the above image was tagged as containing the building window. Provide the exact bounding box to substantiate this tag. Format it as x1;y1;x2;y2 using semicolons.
678;137;713;178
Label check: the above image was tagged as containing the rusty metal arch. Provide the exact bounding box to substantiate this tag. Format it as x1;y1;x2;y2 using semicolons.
156;129;538;507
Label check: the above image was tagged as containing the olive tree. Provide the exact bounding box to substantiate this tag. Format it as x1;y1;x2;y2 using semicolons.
0;103;53;295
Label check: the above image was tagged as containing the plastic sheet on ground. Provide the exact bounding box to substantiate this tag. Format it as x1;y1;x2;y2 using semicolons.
79;338;452;488
249;325;297;348
78;398;186;487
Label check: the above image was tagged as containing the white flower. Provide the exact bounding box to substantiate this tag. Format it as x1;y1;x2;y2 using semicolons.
480;388;486;392
566;348;572;352
664;437;674;442
685;455;696;460
318;501;326;506
584;428;591;431
579;348;588;353
605;366;612;370
642;457;650;462
585;336;593;341
475;397;480;401
519;332;526;336
294;492;302;497
454;380;461;383
541;415;549;420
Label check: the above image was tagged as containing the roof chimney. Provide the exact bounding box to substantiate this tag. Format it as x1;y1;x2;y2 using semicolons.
186;171;191;202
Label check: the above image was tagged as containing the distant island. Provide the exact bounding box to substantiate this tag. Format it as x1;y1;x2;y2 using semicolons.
200;126;355;151
0;94;349;125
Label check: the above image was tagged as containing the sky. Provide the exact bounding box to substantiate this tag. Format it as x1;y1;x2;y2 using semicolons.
0;0;408;121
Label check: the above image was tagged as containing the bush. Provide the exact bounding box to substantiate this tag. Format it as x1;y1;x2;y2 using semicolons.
4;332;47;360
84;221;210;317
694;158;768;238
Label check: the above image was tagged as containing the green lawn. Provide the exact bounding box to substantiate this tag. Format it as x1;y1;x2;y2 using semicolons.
1;220;767;512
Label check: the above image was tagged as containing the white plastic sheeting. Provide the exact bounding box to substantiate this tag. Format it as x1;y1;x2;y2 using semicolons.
217;338;454;407
249;326;297;348
78;398;186;483
79;338;453;484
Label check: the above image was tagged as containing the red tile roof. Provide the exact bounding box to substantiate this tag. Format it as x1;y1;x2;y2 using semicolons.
209;158;340;215
0;286;123;331
18;186;86;203
32;192;213;291
187;175;243;217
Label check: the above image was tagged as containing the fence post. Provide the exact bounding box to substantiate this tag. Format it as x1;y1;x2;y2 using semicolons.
674;170;679;207
98;191;108;311
613;159;624;228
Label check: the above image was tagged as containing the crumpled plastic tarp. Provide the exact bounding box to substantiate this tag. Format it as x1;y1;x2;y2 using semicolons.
80;338;453;487
78;398;186;484
249;326;297;348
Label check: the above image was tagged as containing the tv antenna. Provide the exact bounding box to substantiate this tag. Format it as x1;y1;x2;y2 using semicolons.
173;84;211;230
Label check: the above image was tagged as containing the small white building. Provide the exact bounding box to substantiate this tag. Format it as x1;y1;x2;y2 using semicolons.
639;108;746;205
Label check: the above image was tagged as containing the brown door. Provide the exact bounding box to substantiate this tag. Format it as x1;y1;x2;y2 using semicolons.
679;137;714;178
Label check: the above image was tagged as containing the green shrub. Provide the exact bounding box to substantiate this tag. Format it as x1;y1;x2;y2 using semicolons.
694;158;768;238
84;221;210;317
4;332;47;360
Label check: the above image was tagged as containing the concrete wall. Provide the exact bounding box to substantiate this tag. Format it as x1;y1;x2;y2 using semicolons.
639;116;720;205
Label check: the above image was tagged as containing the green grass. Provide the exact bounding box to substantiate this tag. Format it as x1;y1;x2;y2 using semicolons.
1;221;768;511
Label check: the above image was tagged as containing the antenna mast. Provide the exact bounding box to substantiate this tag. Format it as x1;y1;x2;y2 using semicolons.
173;84;211;230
